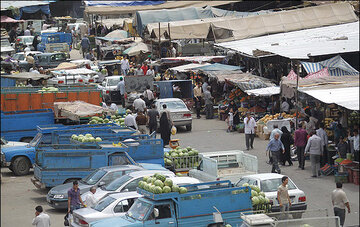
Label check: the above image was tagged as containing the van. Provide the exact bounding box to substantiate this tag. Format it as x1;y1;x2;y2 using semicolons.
37;32;72;53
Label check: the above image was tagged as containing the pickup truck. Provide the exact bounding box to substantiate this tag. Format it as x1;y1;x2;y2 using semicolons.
1;123;136;175
37;32;72;53
89;180;253;227
31;142;163;188
189;150;258;183
1;109;55;143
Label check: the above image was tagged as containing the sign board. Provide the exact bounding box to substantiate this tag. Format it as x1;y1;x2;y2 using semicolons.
124;75;153;93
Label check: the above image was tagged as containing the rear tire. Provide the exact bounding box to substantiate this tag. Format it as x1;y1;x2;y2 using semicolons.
12;157;31;176
186;124;192;131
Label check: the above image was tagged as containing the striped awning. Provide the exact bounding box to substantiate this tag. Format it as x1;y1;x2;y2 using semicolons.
301;55;359;76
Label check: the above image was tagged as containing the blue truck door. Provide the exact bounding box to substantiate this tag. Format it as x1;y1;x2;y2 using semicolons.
145;203;176;227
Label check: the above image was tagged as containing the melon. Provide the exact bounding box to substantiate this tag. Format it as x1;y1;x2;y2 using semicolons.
172;185;180;192
95;137;102;142
179;187;187;194
85;133;92;138
251;190;258;198
162;186;171;193
143;176;150;182
252;197;260;205
154;186;163;194
154;180;164;188
155;174;166;182
164;179;173;187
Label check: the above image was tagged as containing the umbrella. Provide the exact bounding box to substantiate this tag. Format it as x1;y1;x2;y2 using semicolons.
105;30;128;39
123;42;151;56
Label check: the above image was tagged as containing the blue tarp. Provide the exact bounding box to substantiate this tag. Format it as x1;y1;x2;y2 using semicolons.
301;55;359;76
84;1;165;7
196;63;242;71
15;4;50;20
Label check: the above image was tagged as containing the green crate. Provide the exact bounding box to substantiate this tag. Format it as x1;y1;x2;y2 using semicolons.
335;173;348;183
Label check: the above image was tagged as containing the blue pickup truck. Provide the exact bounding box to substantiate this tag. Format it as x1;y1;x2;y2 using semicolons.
1;123;136;175
90;180;253;227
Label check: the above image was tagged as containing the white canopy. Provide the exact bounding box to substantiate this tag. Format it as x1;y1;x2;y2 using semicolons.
300;86;359;110
168;63;211;72
52;68;97;75
245;86;280;97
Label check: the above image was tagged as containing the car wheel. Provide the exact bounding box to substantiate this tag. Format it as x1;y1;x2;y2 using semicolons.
186;124;192;131
12;157;31;176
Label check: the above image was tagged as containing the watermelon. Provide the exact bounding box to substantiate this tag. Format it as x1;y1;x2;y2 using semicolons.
164;179;173;187
242;183;250;187
85;133;92;138
259;192;265;197
164;153;170;158
186;146;192;151
225;225;232;227
162;186;171;193
252;197;260;205
176;173;183;177
143;176;150;182
154;180;164;188
172;185;180;192
154;186;163;194
146;177;153;184
179;187;187;194
150;177;157;184
253;186;261;193
95;137;102;142
155;174;166;182
138;181;145;189
251;190;258;198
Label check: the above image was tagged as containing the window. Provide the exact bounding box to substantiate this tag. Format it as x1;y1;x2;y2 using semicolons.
81;170;107;185
93;196;116;212
37;55;48;63
104;175;132;191
101;171;126;185
260;178;297;192
155;204;172;219
114;198;134;213
160;101;187;110
121;178;142;192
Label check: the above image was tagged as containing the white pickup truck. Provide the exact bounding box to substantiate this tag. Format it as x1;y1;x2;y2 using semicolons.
189;150;258;183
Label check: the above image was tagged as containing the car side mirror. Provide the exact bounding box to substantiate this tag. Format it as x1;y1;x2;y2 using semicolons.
98;181;105;187
153;208;159;218
123;188;129;192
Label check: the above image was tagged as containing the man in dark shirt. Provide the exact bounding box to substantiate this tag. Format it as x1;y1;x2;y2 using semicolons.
147;104;160;135
67;181;85;213
136;111;148;134
294;123;308;170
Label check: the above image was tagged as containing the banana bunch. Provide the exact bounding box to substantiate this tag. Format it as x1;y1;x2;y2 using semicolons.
112;142;122;147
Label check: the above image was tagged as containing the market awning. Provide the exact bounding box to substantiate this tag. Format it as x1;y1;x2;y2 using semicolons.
105;30;128;39
96;18;132;29
1;1;50;20
1;72;51;80
122;42;151;56
245;86;280;97
168;63;211;72
195;63;242;71
300;86;359;110
0;16;24;23
161;56;225;64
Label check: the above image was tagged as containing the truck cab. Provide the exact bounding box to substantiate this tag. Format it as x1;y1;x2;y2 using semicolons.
37;32;72;53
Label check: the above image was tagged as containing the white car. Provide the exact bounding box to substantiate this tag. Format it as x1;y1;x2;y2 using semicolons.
81;170;175;202
72;177;200;227
48;68;98;85
13;51;42;62
100;76;123;104
235;173;307;214
154;98;193;131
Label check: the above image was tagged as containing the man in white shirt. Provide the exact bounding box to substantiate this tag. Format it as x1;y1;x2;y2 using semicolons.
331;182;350;227
244;112;256;150
124;111;138;130
270;125;283;141
32;206;50;227
120;56;130;76
84;186;97;208
280;97;290;113
316;122;329;166
171;45;176;57
116;77;126;108
146;65;155;76
24;27;31;36
348;129;359;162
134;64;144;76
133;95;146;113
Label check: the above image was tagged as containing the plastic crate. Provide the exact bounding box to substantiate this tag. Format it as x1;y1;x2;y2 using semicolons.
334;172;348;183
320;164;335;176
353;168;359;185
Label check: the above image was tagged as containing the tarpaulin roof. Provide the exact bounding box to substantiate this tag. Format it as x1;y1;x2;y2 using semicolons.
195;63;242;71
245;86;280;97
300;86;359;110
49;62;77;71
96;18;132;29
161;56;226;64
216;21;359;59
105;30;129;39
209;2;358;43
54;101;110;121
122;42;151;56
0;16;24;23
168;63;211;72
84;1;165;7
1;1;50;20
301;55;359;76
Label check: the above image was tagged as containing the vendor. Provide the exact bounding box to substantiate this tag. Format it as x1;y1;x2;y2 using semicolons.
227;100;240;128
280;97;290;113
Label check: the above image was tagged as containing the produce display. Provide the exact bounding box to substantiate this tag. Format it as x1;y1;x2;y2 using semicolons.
71;133;102;143
257;113;293;124
138;173;188;194
37;87;59;93
324;118;335;138
242;183;271;212
348;111;359;127
164;146;200;169
88;115;125;126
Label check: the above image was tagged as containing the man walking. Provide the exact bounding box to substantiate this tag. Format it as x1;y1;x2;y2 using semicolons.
143;85;154;107
193;83;202;119
277;176;291;219
266;133;284;174
331;182;350;227
84;186;97;208
133;95;146;113
136;111;148;134
348;129;359;162
270;125;283;140
147;104;159;135
305;130;323;177
68;181;85;213
80;35;91;58
32;206;50;227
244;112;256;150
204;86;213;119
316;123;329;167
120;55;130;76
124;110;138;130
294;123;307;170
116;77;125;108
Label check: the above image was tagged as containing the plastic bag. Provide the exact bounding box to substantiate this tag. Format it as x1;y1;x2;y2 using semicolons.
171;126;177;135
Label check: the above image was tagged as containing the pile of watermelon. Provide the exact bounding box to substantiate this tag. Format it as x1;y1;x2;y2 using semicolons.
164;146;200;169
88;115;125;126
242;183;271;212
71;134;102;143
138;173;188;194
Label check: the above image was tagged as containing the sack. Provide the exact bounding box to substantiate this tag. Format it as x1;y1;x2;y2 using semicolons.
64;213;73;226
171;126;177;135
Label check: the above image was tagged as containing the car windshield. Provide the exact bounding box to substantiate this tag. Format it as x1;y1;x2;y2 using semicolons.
93;195;116;212
160;101;187;110
108;78;120;86
13;53;25;61
1;137;8;145
104;175;132;191
127;199;152;221
260;178;297;192
29;133;42;147
81;170;107;185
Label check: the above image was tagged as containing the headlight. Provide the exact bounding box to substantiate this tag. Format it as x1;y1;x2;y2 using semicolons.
53;194;65;199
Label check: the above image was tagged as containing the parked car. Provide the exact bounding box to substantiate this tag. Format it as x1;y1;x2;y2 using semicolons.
46;165;145;209
1;38;15;57
48;68;99;85
72;177;201;227
34;52;70;69
81;170;175;203
13;51;42;71
235;173;307;215
100;76;123;104
154;98;192;131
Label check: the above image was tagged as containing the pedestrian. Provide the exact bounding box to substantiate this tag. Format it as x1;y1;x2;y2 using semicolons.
32;35;40;51
85;50;95;61
133;95;146;113
270;125;283;140
120;55;130;76
348;129;359;161
305;116;318;135
280;126;293;166
202;79;209;93
146;65;155;76
170;45;177;57
84;186;97;208
141;62;148;75
68;181;85;213
337;136;349;159
316;123;329;167
244;112;256;150
227;108;234;133
134;64;144;76
331;182;350;227
227;100;240;128
9;26;17;43
204;86;213;119
24;26;31;36
277;176;292;219
32;205;50;227
266;133;284;174
294;123;308;170
80;35;91;58
136;111;148;134
280;97;290;113
147;104;160;135
193;83;203;119
124;110;138;130
160;104;173;147
116;77;125;108
305;130;323;177
143;85;154;107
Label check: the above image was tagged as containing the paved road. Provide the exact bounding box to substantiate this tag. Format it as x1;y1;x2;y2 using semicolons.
1;117;359;227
